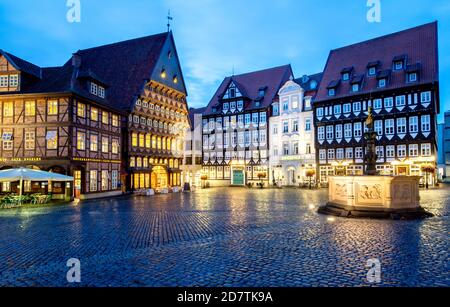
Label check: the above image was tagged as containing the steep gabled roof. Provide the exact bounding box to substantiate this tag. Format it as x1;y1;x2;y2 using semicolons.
204;65;293;116
0;50;42;78
74;32;170;111
316;22;439;102
294;73;323;93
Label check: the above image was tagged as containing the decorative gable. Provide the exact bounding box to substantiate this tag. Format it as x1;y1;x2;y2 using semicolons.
150;33;187;95
222;81;242;99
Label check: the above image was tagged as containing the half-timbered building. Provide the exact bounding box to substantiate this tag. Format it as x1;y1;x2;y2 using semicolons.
202;65;293;187
0;50;123;199
313;22;440;185
0;31;190;198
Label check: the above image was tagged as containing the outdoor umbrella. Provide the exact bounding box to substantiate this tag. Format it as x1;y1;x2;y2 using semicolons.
0;168;73;197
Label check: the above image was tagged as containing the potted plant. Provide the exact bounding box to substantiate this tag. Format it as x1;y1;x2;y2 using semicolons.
257;172;267;189
421;164;436;189
200;175;208;189
305;169;316;190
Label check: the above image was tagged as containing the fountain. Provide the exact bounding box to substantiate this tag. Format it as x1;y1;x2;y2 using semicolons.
319;107;433;219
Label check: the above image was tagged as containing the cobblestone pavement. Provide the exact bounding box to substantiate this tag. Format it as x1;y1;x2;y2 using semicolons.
0;187;448;287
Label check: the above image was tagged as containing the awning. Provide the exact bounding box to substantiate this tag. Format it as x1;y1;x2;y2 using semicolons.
0;168;74;183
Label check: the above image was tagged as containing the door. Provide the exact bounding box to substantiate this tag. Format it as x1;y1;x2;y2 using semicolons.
74;170;82;199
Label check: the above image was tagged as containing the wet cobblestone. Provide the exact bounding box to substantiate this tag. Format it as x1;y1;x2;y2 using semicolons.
0;187;448;287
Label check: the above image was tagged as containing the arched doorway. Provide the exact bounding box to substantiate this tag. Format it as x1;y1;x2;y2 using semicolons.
151;166;168;190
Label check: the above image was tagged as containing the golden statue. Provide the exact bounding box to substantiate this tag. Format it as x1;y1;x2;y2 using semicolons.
366;106;374;130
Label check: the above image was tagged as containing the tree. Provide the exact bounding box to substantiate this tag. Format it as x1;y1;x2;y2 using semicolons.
200;175;208;189
421;165;436;189
305;169;316;190
257;172;267;189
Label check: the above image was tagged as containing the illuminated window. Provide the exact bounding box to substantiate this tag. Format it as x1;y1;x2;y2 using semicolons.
102;111;109;124
112;115;119;127
112;139;119;154
90;170;97;192
77;132;86;150
139;134;145;148
25;131;35;150
2;132;13;150
3;102;13;117
132;133;138;147
90;134;98;152
47;100;58;115
25;101;35;116
46;131;58;149
91;107;98;121
145;134;151;148
77;102;85;117
102;137;109;153
101;170;109;191
130;157;136;167
421;143;431;156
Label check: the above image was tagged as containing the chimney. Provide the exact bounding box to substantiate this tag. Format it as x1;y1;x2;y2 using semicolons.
72;52;82;68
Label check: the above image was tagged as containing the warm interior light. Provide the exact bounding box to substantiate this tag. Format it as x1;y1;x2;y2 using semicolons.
161;69;167;79
173;75;178;84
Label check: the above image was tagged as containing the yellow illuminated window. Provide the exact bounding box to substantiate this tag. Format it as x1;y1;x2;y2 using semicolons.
90;135;98;151
102;111;109;124
152;135;157;148
157;137;162;149
91;107;98;121
132;133;138;147
25;101;35;116
47;100;58;115
77;132;86;150
112;139;119;154
145;134;151;148
3;102;13;117
139;134;145;148
112;115;119;127
77;102;86;117
102;137;109;153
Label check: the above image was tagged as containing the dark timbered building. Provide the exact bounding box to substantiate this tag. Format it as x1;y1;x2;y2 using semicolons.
202;65;293;187
0;50;123;199
0;31;190;198
313;22;440;185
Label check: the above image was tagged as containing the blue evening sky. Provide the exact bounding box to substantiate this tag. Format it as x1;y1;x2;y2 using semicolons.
0;0;449;121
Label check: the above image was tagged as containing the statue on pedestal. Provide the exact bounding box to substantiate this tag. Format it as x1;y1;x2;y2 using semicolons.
364;107;378;176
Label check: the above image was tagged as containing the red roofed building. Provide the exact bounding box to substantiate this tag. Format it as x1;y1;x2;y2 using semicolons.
202;65;293;187
0;31;190;199
314;22;440;185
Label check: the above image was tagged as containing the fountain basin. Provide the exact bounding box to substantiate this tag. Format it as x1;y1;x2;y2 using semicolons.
319;176;433;219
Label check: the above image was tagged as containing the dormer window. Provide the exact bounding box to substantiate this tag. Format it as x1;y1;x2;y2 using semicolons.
378;79;386;88
368;67;377;76
350;75;363;92
342;73;350;81
327;80;340;97
393;55;406;71
352;83;360;92
394;61;404;70
98;86;105;98
406;63;420;83
90;83;98;95
341;67;353;81
408;72;417;82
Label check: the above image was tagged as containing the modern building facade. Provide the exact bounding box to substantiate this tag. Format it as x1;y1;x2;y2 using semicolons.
181;107;205;188
0;50;123;200
202;65;293;187
314;22;440;185
269;74;322;186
